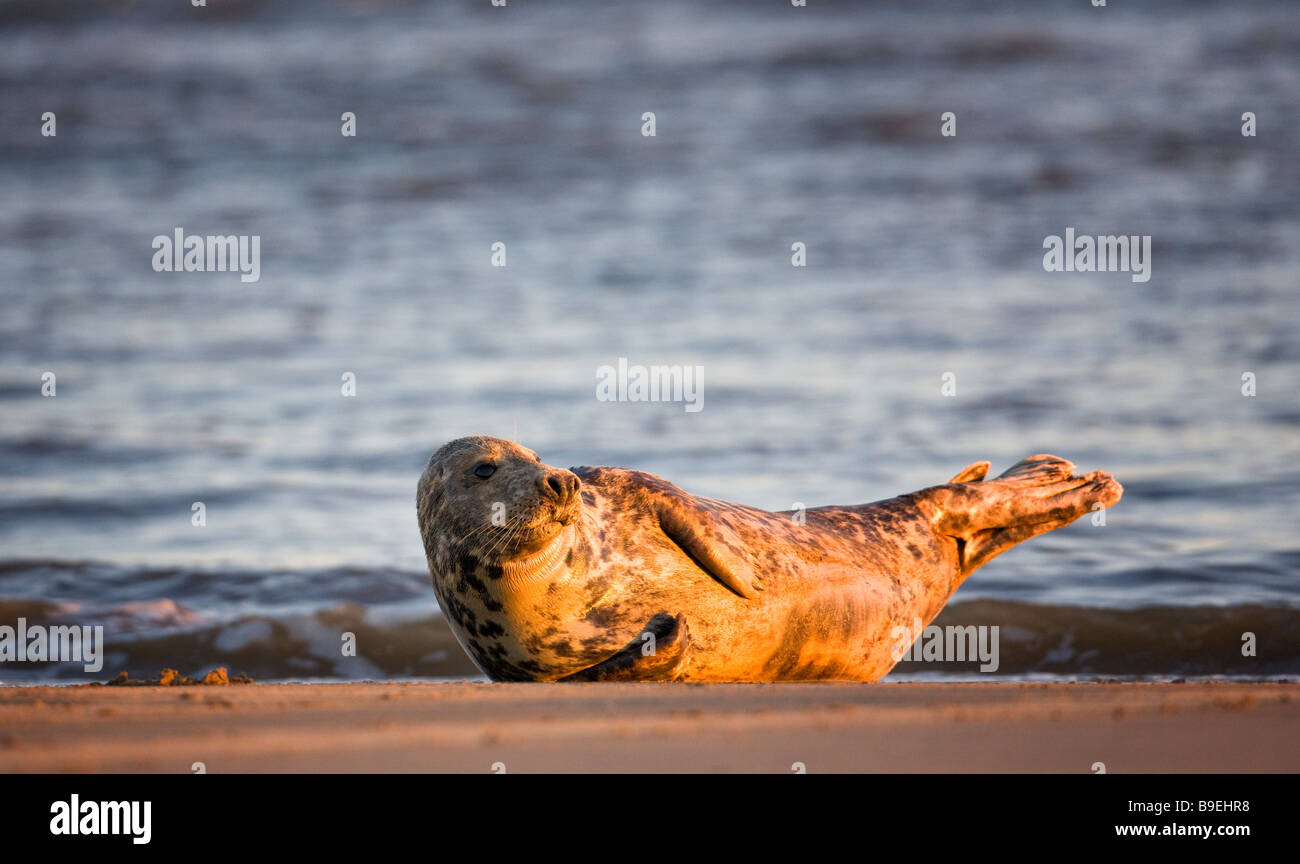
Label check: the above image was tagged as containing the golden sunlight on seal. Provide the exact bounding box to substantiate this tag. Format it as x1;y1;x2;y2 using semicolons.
417;436;1121;682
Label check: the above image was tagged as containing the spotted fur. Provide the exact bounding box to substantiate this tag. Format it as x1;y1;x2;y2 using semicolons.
417;437;1122;682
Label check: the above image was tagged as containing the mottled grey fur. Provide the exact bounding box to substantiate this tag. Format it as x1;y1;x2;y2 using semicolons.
417;436;1121;682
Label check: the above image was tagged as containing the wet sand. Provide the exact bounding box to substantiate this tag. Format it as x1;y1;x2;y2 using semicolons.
0;681;1293;773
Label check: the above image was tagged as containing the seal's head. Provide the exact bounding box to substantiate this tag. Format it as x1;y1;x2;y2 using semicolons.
417;436;581;569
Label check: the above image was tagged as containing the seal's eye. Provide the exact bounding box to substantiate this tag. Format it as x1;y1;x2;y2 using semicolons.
473;463;497;479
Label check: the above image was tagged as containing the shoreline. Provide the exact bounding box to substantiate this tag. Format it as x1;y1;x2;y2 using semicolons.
0;681;1294;773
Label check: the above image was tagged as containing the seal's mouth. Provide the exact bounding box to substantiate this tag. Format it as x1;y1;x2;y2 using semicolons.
503;516;568;557
486;498;580;562
499;522;575;589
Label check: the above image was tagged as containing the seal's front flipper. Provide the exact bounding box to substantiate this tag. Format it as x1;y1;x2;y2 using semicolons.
614;469;762;598
558;612;691;682
656;499;763;599
571;466;762;599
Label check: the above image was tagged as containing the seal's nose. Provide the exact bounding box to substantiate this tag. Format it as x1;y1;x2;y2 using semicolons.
540;469;579;504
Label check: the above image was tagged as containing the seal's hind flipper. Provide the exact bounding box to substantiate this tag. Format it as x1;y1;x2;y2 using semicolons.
949;461;990;483
917;454;1122;579
558;612;691;682
961;468;1121;573
993;453;1076;485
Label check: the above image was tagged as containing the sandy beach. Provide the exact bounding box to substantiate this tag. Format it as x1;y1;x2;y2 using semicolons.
0;681;1293;773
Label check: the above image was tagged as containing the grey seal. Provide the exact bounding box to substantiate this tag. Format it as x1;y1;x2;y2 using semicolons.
416;436;1121;681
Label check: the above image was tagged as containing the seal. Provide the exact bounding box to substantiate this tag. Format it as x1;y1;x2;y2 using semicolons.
416;436;1122;682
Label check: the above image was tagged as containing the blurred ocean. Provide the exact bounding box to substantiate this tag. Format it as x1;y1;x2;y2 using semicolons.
0;0;1297;681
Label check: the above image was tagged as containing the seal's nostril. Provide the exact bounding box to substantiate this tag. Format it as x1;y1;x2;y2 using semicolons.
538;470;578;504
